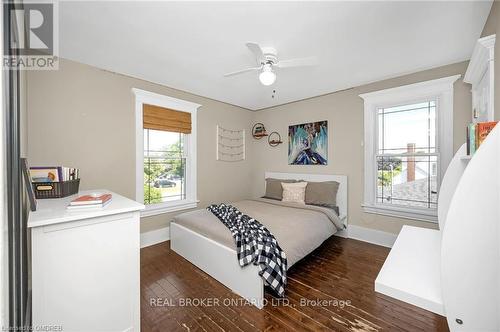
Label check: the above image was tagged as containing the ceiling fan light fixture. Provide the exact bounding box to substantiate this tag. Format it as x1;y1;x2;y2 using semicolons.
259;65;276;86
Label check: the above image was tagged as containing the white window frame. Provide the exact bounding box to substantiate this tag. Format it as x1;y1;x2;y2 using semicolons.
132;88;201;217
359;75;460;222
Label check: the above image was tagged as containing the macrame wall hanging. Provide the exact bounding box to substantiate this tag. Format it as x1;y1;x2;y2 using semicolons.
216;125;245;162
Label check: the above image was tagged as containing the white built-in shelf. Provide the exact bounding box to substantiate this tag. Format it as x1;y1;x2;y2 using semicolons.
375;143;469;317
375;225;444;315
441;125;500;331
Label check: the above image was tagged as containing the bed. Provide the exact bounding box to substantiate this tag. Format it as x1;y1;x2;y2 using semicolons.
170;172;348;308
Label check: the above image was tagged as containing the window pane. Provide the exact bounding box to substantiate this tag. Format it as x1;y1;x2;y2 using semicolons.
377;155;438;209
378;101;436;154
143;129;186;205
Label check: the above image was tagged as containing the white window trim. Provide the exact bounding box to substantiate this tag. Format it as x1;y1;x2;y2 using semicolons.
359;75;460;223
132;88;201;217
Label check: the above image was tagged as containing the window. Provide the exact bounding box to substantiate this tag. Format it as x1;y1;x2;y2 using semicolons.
376;101;438;209
143;130;186;204
360;75;460;222
133;88;200;217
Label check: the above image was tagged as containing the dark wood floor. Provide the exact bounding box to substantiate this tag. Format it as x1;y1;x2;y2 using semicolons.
141;237;448;331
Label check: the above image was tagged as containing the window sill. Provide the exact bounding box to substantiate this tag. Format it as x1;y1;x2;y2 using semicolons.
141;200;199;218
362;204;438;223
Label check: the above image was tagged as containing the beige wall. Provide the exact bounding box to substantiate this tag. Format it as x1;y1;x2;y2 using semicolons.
481;0;499;121
27;59;255;233
27;59;471;235
251;61;471;234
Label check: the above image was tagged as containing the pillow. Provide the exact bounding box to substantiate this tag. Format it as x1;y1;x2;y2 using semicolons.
281;181;308;204
305;181;340;208
264;178;296;200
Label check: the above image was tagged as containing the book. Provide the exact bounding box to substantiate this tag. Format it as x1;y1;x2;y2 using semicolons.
465;121;498;156
67;199;111;210
29;166;81;182
477;121;498;147
61;167;80;181
468;123;476;155
70;193;112;206
466;126;470;155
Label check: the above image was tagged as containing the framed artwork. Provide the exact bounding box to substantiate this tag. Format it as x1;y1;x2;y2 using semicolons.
21;158;37;211
288;121;328;165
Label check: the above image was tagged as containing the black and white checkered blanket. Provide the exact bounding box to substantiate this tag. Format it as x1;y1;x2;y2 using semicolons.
207;203;287;297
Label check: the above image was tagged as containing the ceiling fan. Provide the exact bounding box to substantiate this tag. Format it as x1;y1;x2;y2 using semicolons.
224;42;318;86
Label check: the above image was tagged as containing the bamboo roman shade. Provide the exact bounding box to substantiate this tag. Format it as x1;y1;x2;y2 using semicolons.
143;104;191;134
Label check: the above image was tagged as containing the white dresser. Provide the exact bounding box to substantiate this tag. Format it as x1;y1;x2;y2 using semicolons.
28;191;144;332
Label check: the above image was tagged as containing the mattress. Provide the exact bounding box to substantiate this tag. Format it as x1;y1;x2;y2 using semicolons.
172;198;343;267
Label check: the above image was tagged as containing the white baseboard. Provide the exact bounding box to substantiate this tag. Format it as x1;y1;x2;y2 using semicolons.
140;226;170;248
141;225;397;249
344;225;397;248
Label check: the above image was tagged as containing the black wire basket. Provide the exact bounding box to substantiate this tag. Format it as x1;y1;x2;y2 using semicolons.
32;179;80;199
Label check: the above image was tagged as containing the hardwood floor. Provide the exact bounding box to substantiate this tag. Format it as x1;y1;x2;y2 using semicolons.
141;237;448;332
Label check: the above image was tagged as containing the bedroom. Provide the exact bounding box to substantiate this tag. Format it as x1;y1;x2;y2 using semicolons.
1;1;499;331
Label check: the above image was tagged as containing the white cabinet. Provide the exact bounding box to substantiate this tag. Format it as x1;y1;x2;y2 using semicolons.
28;191;144;332
464;34;495;122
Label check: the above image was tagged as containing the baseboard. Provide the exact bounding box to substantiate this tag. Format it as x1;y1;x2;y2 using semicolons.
141;225;396;249
344;225;397;248
140;226;170;248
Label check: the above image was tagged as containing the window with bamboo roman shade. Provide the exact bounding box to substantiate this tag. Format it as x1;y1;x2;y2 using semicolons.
143;104;191;134
134;88;200;214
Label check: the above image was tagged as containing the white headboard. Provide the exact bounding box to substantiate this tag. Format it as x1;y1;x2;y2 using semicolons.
265;172;348;224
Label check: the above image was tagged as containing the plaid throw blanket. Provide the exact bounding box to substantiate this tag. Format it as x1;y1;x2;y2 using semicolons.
207;203;287;297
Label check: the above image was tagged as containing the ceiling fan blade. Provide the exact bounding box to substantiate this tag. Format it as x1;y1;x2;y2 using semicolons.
277;56;319;68
224;66;261;77
246;42;265;64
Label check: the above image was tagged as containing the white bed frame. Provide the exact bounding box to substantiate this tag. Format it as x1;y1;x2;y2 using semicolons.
170;172;348;308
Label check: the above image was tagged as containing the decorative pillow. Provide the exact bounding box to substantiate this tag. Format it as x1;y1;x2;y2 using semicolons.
264;178;296;200
281;182;308;204
305;181;340;208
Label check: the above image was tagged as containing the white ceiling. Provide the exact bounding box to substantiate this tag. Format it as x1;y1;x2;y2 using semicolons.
59;1;492;110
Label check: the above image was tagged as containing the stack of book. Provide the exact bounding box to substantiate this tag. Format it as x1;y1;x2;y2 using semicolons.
67;193;112;210
466;121;498;156
30;166;80;183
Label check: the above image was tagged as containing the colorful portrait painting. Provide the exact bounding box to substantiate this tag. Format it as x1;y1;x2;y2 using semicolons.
288;121;328;165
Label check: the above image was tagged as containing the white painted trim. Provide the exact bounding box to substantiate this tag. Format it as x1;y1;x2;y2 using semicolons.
360;75;459;221
141;200;199;217
359;75;461;102
264;172;348;228
142;224;396;251
132;88;200;218
362;204;438;223
464;34;495;122
140;226;170;248
344;225;397;248
132;88;201;111
464;34;495;86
